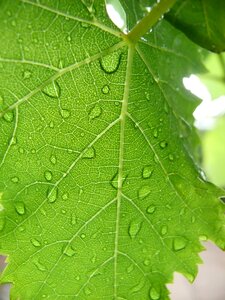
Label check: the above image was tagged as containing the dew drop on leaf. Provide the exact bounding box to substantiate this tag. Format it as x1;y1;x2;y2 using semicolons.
15;202;26;215
23;70;32;79
173;236;188;251
47;187;58;203
131;277;145;293
143;258;150;266
128;220;142;239
30;238;41;247
33;259;46;272
161;225;168;235
142;166;153;179
11;176;19;183
63;244;76;257
42;81;61;98
99;51;122;74
153;129;158;138
82;147;96;159
149;286;160;300
80;22;90;29
49;121;54;128
60;109;70;119
3;111;14;123
50;155;57;165
168;154;174;161
89;104;102;120
62;193;68;200
138;185;151;199
101;84;110;94
44;171;53;181
146;205;156;214
80;233;86;239
126;264;134;273
159;141;168;149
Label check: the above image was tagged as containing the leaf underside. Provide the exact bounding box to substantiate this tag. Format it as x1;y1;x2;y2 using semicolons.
0;1;224;299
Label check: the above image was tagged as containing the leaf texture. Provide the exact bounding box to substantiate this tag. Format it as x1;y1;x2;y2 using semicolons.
0;1;224;299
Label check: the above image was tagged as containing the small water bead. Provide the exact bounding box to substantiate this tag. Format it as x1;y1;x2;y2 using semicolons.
142;166;153;179
164;102;169;114
173;236;188;251
11;176;19;183
49;121;54;128
146;205;156;214
84;287;92;296
149;287;160;300
31;238;41;247
42;81;61;99
80;22;91;29
143;258;150;266
89;104;102;120
63;244;76;257
159;141;168;149
131;278;146;293
145;91;150;101
126;264;134;273
44;171;53;181
128;220;142;239
168;154;174;161
67;35;72;42
99;51;122;74
153;129;158;138
15;202;26;215
82;147;95;159
80;233;86;239
160;225;168;235
47;187;58;203
34;259;46;272
60;109;70;119
138;185;151;200
23;70;32;79
62;193;68;200
71;213;76;225
50;155;57;165
3;111;14;122
101;84;110;94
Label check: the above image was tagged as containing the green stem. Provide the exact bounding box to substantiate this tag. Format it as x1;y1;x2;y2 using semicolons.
127;0;177;44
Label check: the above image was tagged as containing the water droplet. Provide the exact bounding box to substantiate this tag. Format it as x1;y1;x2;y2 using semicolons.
143;258;150;266
44;171;53;181
60;109;70;119
76;275;80;281
173;236;188;251
62;193;68;200
89;104;102;120
101;84;110;94
63;244;75;257
49;121;54;128
42;81;60;98
153;129;158;138
81;233;86;239
149;287;160;300
142;166;153;179
159;141;168;149
168;154;174;161
11;176;19;183
50;155;57;165
127;264;134;273
146;205;156;214
3;111;14;122
128;220;142;239
99;51;122;74
161;225;168;235
23;70;32;79
15;202;26;215
47;187;58;203
0;217;5;231
131;277;145;293
138;185;151;199
67;35;72;42
71;213;77;225
33;259;46;272
82;147;95;159
80;22;90;29
31;238;41;247
18;225;25;232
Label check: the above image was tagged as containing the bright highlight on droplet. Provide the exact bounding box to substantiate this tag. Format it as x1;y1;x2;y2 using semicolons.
106;1;127;32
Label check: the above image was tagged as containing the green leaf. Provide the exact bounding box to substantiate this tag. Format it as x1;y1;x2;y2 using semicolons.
166;0;225;53
0;1;224;299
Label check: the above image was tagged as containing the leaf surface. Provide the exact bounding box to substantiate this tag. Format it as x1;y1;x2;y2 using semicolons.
0;1;224;299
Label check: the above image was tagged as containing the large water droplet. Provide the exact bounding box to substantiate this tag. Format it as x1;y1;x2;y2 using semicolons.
47;187;58;203
82;147;95;159
99;51;122;74
149;287;160;300
173;236;188;251
128;220;142;239
138;185;151;199
142;166;153;179
42;81;60;98
15;202;26;215
44;171;53;181
89;104;102;120
63;244;76;257
3;111;14;122
31;238;41;247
